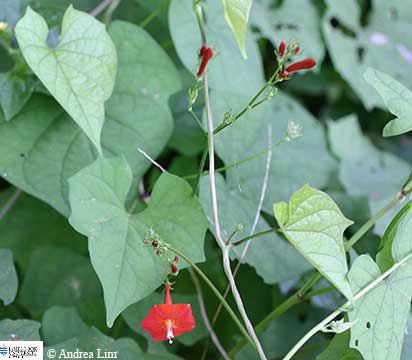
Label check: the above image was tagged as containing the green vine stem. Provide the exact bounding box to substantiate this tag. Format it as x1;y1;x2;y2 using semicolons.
282;251;412;360
166;245;256;349
344;192;405;250
213;63;283;135
184;137;286;180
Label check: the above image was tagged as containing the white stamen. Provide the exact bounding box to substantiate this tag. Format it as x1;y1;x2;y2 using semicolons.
166;321;174;344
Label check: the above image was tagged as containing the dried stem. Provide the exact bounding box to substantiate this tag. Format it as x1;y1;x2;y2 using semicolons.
137;147;166;173
189;269;231;360
203;70;267;360
90;0;114;17
0;189;21;221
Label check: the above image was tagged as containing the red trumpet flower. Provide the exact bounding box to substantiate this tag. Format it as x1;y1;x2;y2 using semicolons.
141;283;196;343
280;58;316;78
197;44;214;77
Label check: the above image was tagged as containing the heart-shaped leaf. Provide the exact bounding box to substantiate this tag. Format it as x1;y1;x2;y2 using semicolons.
68;156;207;327
15;6;117;153
0;21;178;216
274;185;353;301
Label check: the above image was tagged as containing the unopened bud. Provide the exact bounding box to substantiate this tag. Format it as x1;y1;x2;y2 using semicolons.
171;264;178;274
0;22;8;32
236;224;245;232
174;255;179;263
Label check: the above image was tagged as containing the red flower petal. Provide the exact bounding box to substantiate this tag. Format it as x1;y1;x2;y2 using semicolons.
141;304;196;342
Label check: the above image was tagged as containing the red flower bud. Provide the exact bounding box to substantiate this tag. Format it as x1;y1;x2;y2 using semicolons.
199;44;207;57
279;41;286;57
294;47;300;54
197;45;214;77
285;58;316;73
174;256;179;263
156;250;162;256
152;240;159;247
171;264;178;274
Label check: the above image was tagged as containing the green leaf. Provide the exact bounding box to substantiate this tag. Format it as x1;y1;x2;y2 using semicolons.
316;332;362;360
0;21;178;216
168;90;206;157
323;0;412;109
45;327;146;359
169;0;264;97
123;291;207;346
0;249;18;306
251;0;325;65
0;187;87;272
329;115;410;236
377;200;412;271
273;185;353;301
221;0;252;58
15;6;117;153
0;73;35;121
19;246;103;320
68;156;207;327
199;174;311;284
0;319;41;341
347;254;412;360
211;90;335;213
273;202;288;226
364;68;412;137
42;306;88;345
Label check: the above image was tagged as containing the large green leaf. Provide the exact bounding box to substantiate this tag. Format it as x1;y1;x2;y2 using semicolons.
251;0;325;65
0;249;18;306
45;327;145;359
323;0;412;109
68;156;207;327
42;306;88;345
0;187;87;271
199;174;311;284
0;73;35;121
169;0;264;97
221;0;252;58
347;254;412;360
211;90;335;213
0;21;179;215
365;68;412;137
123;290;207;346
15;6;117;153
19;246;103;319
273;185;353;301
329;115;410;236
0;319;41;341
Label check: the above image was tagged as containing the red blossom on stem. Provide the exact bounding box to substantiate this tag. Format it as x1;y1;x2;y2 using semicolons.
197;44;214;77
141;283;196;343
280;58;317;78
279;41;286;57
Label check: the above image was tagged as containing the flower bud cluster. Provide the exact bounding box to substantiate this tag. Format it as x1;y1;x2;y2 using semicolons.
144;228;180;276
